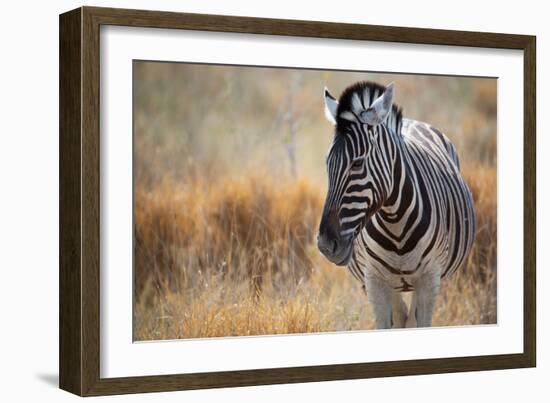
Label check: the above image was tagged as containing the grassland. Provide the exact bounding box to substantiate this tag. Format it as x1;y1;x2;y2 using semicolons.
134;166;496;340
133;63;497;341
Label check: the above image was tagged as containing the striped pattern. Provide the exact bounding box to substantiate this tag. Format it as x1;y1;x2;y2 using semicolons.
321;81;476;294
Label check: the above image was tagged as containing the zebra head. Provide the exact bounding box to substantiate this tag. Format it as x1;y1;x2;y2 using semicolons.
317;82;397;265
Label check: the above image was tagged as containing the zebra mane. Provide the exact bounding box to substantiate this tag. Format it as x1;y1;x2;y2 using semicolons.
336;81;403;134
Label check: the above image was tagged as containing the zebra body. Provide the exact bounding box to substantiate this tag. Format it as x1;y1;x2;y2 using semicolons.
318;81;476;328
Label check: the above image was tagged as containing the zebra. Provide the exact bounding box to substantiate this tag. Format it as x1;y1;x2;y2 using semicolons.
317;81;476;329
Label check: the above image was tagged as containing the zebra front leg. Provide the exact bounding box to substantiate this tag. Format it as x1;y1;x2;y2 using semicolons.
406;292;417;328
365;275;393;329
411;273;441;328
391;291;408;328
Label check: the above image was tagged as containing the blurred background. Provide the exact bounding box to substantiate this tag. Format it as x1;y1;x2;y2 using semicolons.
133;61;497;340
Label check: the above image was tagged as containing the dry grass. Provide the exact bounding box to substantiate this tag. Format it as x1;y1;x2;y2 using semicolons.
134;176;323;298
134;166;496;340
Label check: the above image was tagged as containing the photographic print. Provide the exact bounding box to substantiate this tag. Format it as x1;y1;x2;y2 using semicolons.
59;8;535;394
132;62;497;341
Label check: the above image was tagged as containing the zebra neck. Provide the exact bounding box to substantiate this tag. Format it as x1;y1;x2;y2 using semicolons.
380;136;416;219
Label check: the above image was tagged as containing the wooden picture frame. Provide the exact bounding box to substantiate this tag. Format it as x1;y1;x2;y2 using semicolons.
59;6;536;396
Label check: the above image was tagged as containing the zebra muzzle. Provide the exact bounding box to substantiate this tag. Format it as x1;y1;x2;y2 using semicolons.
317;233;354;266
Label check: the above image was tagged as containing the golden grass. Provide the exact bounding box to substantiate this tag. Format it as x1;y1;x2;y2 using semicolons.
134;165;496;340
134;176;323;298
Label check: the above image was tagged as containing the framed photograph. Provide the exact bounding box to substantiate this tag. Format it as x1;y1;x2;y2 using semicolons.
59;6;536;396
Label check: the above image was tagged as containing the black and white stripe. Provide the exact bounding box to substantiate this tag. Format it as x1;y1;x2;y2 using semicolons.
318;81;476;328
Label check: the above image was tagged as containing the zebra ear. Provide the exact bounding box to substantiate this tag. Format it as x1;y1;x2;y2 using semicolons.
361;82;395;126
324;87;338;125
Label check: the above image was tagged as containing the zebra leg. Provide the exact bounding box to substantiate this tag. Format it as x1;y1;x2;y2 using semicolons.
412;273;441;328
391;292;408;328
405;293;417;328
365;275;393;329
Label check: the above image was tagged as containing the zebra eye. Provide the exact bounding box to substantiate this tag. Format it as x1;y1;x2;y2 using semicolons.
351;158;363;170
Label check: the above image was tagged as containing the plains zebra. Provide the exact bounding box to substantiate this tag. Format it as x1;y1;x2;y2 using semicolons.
317;81;476;329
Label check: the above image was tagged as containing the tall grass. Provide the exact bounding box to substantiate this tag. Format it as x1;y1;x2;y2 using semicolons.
134;176;323;297
134;166;496;340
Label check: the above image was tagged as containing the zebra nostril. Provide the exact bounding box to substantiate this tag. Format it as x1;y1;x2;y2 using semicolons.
318;234;337;256
331;239;338;255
